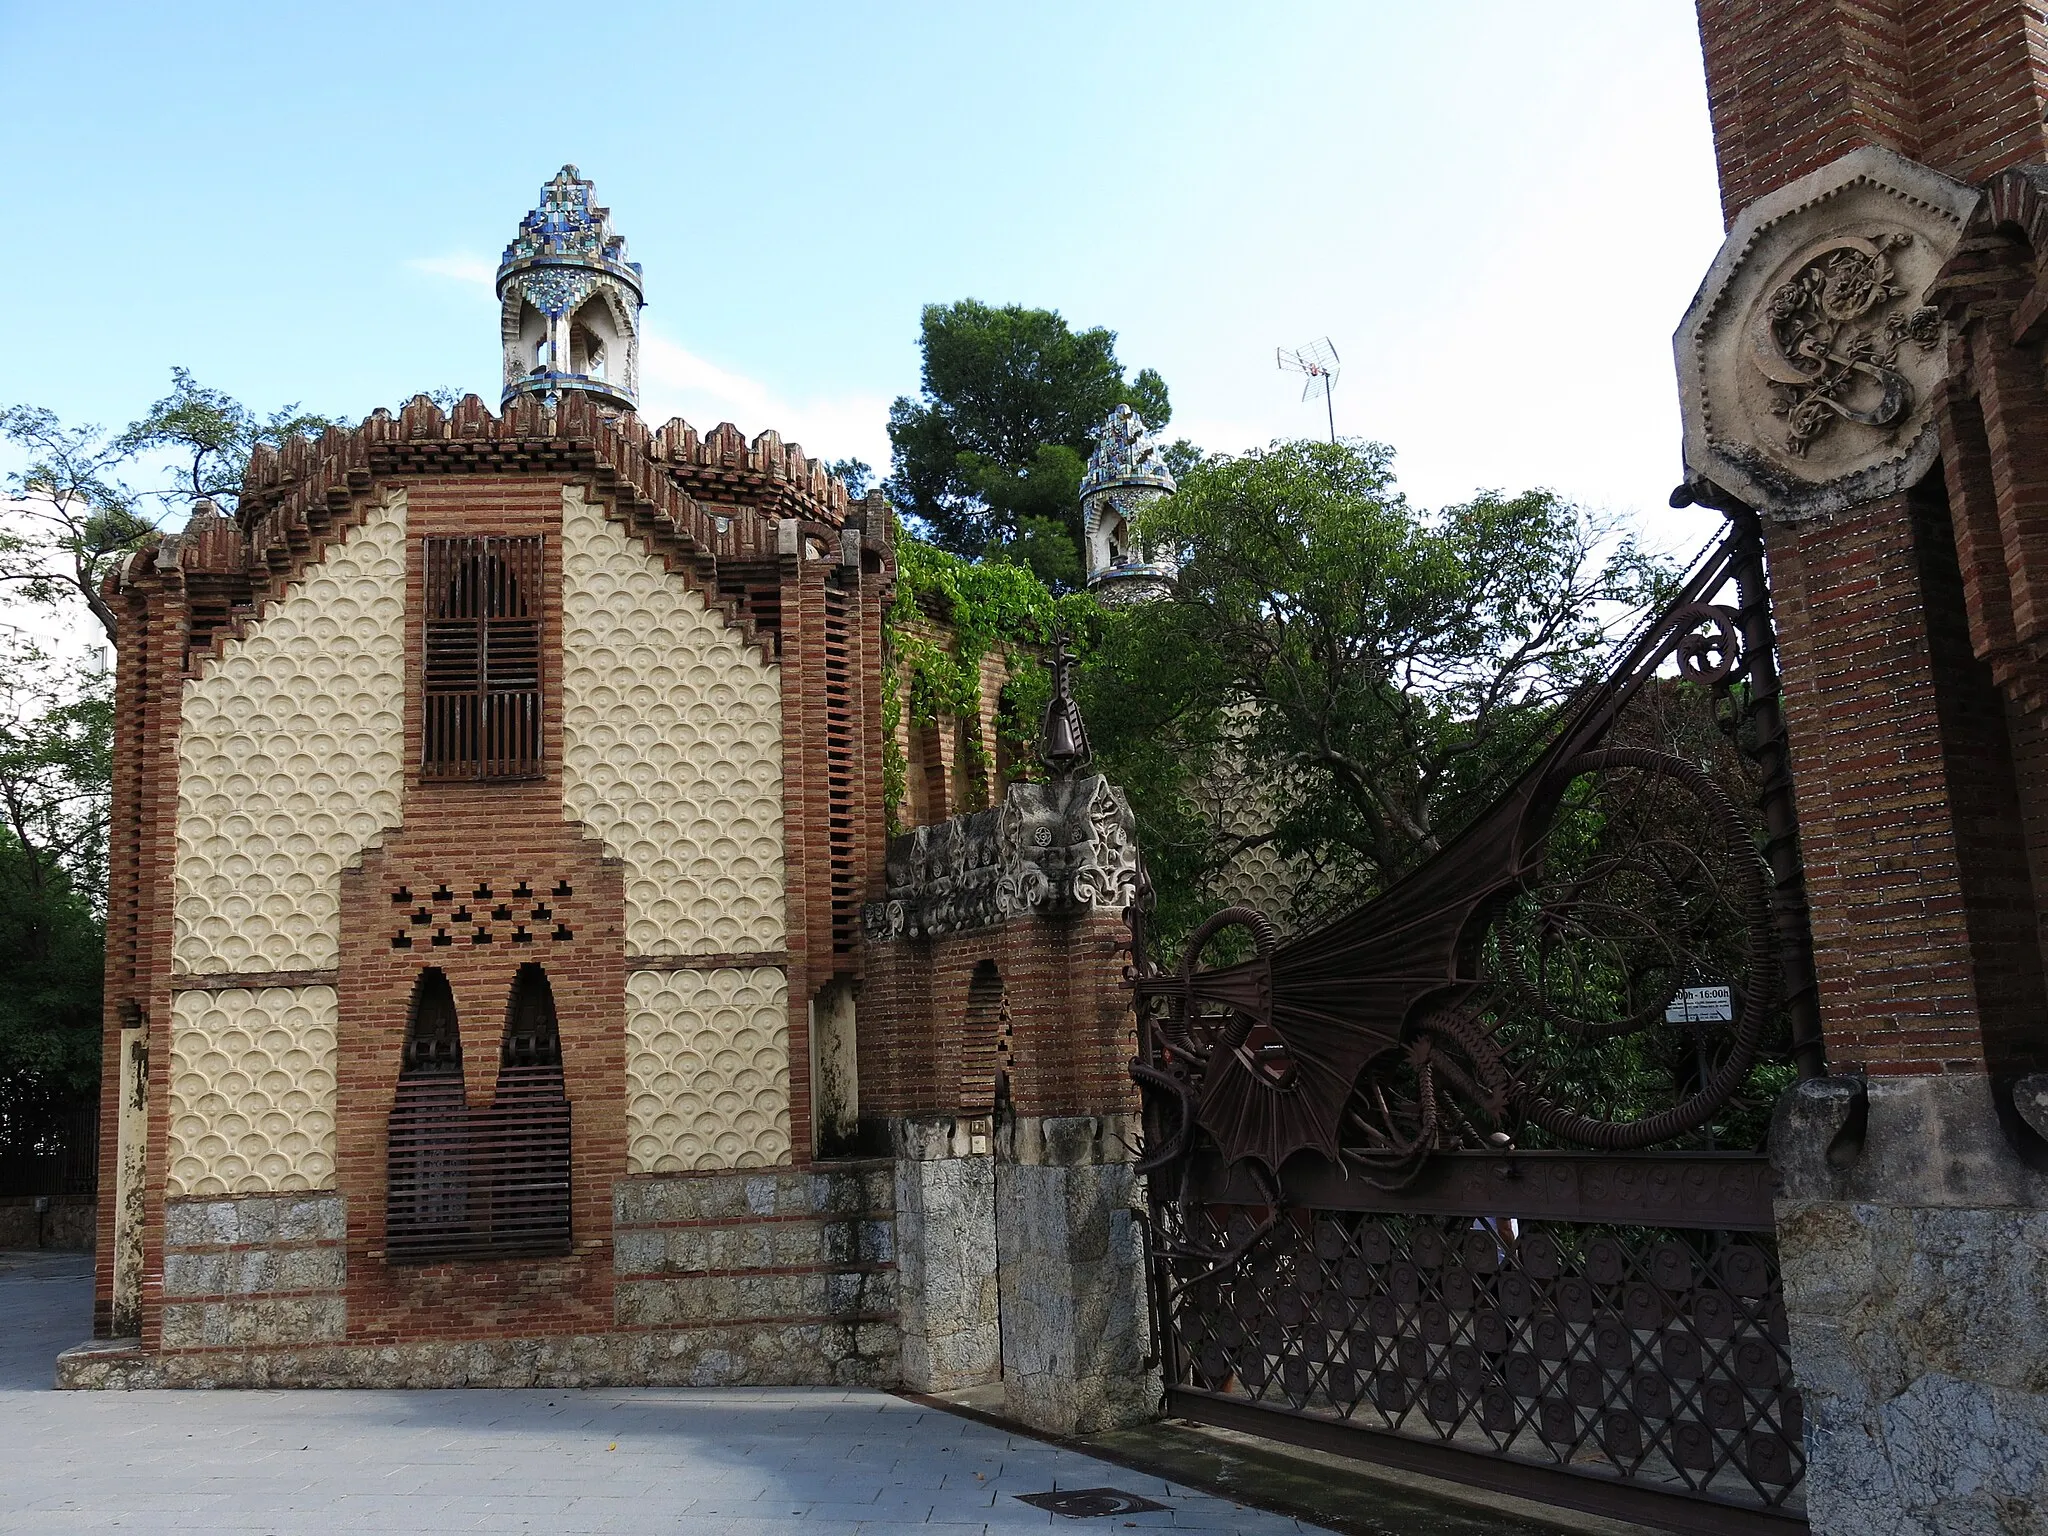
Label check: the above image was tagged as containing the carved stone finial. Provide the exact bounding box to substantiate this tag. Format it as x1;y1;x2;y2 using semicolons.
1040;635;1091;780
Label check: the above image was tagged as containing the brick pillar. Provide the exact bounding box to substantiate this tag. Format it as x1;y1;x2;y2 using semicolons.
94;567;188;1338
1760;496;2043;1076
862;776;1154;1432
1696;0;2048;223
1687;6;2048;1529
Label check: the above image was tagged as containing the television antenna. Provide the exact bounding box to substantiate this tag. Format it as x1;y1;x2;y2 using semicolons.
1277;337;1340;443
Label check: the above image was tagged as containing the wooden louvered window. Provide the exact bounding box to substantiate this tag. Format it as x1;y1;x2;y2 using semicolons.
384;963;572;1264
479;964;573;1258
386;969;472;1261
422;536;543;779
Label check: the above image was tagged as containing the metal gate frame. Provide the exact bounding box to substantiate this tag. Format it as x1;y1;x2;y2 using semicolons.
1149;1151;1802;1533
1124;506;1816;1531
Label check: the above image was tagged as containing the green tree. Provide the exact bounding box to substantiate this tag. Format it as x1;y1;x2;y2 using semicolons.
827;458;874;499
0;638;112;1133
1082;438;1671;937
2;369;338;643
114;366;340;517
885;301;1176;585
0;413;155;642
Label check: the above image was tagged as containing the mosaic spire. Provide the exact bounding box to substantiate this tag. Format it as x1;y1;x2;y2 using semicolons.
496;166;644;413
1081;404;1178;604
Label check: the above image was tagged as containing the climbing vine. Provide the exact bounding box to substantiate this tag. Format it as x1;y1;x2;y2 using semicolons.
881;533;1094;830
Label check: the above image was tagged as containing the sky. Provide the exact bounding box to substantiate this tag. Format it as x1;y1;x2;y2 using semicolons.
0;1;1729;560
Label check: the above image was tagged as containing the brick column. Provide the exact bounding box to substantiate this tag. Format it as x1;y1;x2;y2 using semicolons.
1686;7;2048;1529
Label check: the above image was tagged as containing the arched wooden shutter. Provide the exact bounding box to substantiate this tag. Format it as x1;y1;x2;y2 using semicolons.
476;964;572;1256
386;969;473;1261
422;536;542;779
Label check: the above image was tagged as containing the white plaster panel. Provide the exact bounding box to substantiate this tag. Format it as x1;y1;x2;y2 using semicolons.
626;967;791;1172
166;986;339;1197
558;485;785;955
172;493;407;974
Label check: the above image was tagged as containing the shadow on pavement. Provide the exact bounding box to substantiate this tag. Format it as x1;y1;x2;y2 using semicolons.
0;1250;94;1391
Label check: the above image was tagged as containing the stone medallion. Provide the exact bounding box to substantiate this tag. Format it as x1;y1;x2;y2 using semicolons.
1676;145;1981;520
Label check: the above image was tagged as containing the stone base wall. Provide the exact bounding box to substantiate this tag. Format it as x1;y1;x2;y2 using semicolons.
64;1164;899;1390
0;1196;96;1252
160;1192;347;1350
55;1139;1160;1425
1774;1074;2048;1534
611;1162;897;1386
995;1115;1156;1436
57;1322;898;1391
893;1116;1000;1393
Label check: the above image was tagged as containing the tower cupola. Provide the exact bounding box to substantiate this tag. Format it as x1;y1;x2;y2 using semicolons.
1081;404;1178;604
497;166;643;414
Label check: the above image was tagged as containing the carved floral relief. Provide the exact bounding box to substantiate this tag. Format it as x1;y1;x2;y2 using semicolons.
1676;145;1980;519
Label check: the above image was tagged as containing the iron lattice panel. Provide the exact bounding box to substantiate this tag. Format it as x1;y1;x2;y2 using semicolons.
1160;1206;1804;1517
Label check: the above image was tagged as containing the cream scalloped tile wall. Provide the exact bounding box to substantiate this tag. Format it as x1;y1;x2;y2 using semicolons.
167;986;338;1196
172;493;408;974
626;968;791;1171
558;486;785;956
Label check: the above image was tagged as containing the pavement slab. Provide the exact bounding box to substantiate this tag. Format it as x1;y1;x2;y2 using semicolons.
0;1252;1319;1535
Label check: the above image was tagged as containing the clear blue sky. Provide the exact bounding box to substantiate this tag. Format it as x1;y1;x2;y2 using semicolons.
1;2;1725;547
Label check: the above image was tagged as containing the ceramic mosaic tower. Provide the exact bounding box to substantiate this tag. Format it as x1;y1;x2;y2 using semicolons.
497;166;643;414
1081;404;1176;603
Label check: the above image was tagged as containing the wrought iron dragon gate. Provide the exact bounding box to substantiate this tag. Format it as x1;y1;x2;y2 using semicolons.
1128;512;1816;1533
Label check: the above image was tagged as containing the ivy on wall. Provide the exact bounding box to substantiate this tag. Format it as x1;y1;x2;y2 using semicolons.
880;532;1094;830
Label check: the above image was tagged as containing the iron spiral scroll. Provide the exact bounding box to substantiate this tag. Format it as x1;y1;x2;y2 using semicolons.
1126;518;1808;1279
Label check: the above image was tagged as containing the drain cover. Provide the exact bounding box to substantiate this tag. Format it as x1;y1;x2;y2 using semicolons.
1015;1487;1169;1518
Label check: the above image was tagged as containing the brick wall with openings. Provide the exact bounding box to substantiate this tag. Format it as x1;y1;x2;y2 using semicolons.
859;911;1139;1123
330;475;618;1340
338;815;626;1341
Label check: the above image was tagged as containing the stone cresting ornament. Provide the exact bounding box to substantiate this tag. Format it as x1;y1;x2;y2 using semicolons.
862;774;1142;942
1038;635;1091;778
1676;144;1980;520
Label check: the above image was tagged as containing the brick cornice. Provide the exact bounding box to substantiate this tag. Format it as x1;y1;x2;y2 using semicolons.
106;393;898;672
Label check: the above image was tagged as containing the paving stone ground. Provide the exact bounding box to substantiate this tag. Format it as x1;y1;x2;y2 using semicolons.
0;1251;1328;1535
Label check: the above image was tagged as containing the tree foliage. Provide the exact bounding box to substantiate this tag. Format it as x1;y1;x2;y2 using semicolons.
2;369;338;642
827;458;874;499
884;301;1178;586
0;638;111;1115
0;413;156;642
880;532;1095;828
1082;438;1673;939
114;366;340;516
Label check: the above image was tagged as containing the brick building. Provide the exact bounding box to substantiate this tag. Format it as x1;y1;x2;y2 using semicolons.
1676;4;2048;1528
63;168;1151;1433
